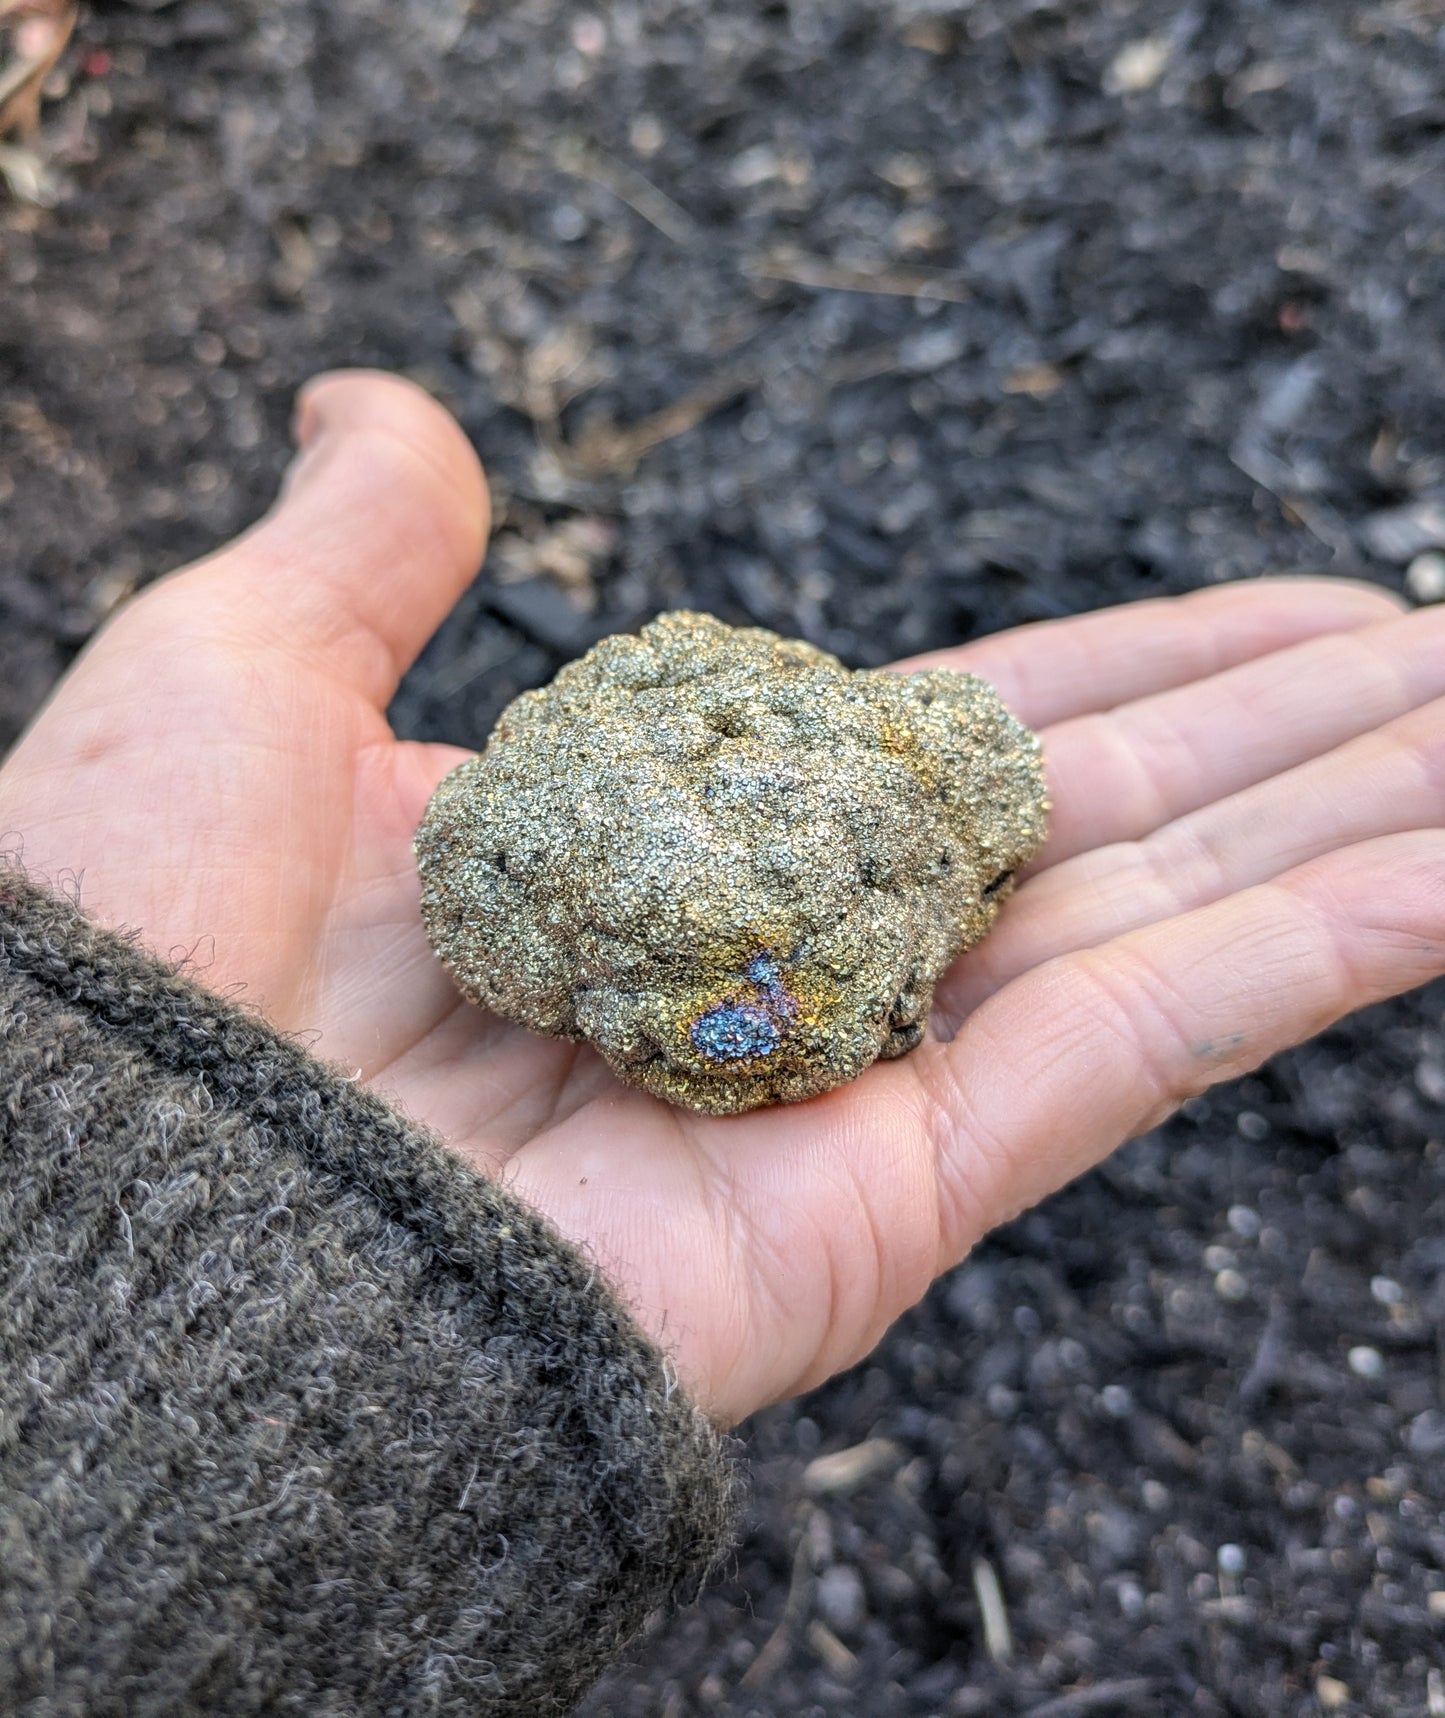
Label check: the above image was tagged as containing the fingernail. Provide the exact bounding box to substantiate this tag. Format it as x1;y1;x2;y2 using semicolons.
281;381;343;495
292;381;337;453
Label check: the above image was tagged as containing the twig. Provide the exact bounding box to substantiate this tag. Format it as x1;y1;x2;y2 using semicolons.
746;244;971;304
805;1620;858;1678
1238;1293;1289;1406
565;367;756;478
1027;1679;1160;1717
738;1504;816;1691
972;1556;1014;1665
554;132;697;247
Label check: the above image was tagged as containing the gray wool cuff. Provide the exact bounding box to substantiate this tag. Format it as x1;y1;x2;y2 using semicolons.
0;873;741;1716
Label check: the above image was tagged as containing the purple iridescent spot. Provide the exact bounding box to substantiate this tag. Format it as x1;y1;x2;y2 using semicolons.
690;1002;782;1062
691;951;798;1062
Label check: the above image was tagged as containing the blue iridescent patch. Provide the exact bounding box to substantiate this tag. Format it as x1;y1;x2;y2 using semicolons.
691;950;800;1063
690;1002;781;1062
745;953;783;992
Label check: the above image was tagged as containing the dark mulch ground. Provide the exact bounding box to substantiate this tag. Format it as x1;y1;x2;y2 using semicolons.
5;1;1445;1712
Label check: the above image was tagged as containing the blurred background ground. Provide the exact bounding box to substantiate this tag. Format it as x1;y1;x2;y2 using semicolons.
3;1;1445;1712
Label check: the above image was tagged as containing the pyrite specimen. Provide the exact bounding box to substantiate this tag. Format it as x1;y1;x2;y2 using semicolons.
415;611;1047;1114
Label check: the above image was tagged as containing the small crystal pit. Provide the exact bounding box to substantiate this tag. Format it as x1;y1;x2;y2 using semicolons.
415;611;1047;1114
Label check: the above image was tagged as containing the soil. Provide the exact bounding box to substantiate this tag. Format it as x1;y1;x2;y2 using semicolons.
4;1;1445;1713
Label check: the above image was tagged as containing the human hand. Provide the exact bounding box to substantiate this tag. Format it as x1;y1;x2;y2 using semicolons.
3;371;1442;1427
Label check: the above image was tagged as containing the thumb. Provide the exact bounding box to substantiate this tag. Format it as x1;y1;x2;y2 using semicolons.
202;370;491;707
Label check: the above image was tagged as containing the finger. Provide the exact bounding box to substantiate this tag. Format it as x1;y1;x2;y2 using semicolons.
925;830;1445;1266
189;370;489;707
939;693;1445;1026
899;577;1404;729
1036;605;1445;867
392;740;477;831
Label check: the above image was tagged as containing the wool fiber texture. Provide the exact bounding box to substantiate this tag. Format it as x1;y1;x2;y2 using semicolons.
0;872;740;1716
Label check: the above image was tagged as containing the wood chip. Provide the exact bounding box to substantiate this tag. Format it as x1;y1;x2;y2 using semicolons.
1002;362;1064;398
801;1437;902;1497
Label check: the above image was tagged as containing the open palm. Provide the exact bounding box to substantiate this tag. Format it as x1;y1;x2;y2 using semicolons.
4;372;1443;1426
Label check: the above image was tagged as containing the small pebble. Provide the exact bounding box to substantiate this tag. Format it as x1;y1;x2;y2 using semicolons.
1105;36;1171;94
1416;1059;1445;1105
1348;1346;1385;1379
1406;551;1445;604
1408;1409;1445;1458
571;14;606;55
1101;1384;1133;1418
729;143;782;187
1227;1204;1262;1239
1214;1268;1250;1303
550;203;587;241
1217;1543;1246;1576
1315;1674;1350;1711
1370;1276;1405;1306
628;114;663;156
1058;1337;1088;1371
815;1564;867;1637
1236;1109;1270;1141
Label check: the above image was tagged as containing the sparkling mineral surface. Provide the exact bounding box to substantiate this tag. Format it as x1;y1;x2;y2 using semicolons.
415;611;1047;1114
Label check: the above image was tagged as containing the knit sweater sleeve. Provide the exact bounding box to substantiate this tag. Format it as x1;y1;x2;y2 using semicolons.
0;873;741;1717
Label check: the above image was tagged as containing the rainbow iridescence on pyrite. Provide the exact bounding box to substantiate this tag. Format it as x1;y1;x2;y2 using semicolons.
689;954;796;1062
415;612;1047;1114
